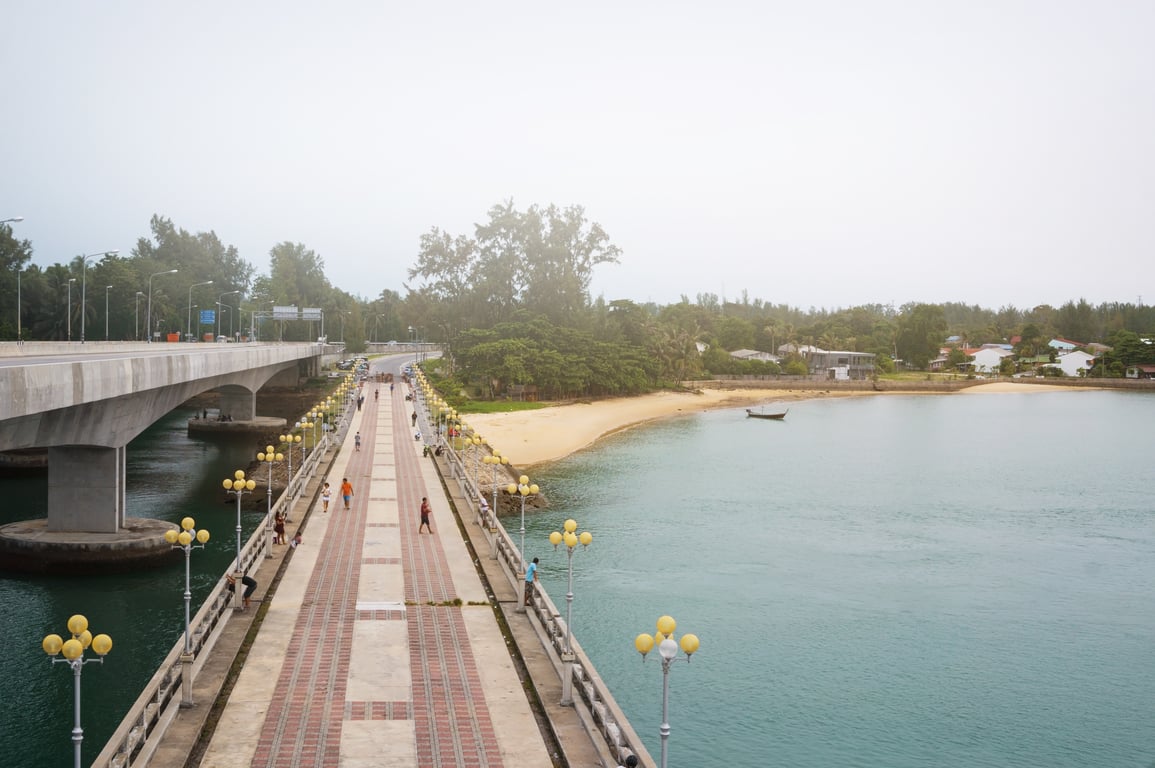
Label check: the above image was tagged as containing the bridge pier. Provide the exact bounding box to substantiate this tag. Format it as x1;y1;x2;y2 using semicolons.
47;445;127;532
218;386;256;421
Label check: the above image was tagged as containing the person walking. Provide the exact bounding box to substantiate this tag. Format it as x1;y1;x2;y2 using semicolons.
321;482;331;513
411;411;417;427
341;477;354;510
354;431;361;451
418;496;433;533
524;557;539;607
274;510;286;544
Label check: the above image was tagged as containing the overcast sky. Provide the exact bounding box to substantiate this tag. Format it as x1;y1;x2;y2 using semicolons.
3;1;1152;312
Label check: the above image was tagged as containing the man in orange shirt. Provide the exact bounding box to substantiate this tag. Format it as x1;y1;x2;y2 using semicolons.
340;477;354;510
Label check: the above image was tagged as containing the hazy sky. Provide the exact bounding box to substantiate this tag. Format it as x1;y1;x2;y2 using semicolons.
3;2;1152;311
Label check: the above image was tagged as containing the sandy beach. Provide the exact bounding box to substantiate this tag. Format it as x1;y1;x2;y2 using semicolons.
463;382;1097;467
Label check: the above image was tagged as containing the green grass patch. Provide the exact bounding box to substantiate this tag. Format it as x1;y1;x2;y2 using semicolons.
452;400;550;415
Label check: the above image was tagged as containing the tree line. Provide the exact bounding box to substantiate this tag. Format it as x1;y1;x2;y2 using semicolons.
3;205;1153;397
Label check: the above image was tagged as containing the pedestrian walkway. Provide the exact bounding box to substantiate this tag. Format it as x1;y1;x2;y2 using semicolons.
196;381;553;767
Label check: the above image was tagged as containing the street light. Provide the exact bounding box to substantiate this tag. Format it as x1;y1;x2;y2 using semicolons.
506;474;539;612
634;615;701;768
134;291;144;340
221;470;256;610
186;280;213;341
41;614;113;768
5;217;23;339
550;518;592;706
80;250;118;343
482;450;509;538
256;445;283;558
165;517;210;706
280;432;302;516
65;278;77;340
217;290;241;339
147;269;179;343
103;285;113;340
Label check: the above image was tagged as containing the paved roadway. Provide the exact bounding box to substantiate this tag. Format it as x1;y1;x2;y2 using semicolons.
149;360;609;768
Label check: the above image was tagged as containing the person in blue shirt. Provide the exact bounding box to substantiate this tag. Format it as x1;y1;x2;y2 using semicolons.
524;557;539;606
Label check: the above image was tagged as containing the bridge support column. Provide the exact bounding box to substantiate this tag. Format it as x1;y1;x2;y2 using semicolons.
218;390;256;421
47;446;126;533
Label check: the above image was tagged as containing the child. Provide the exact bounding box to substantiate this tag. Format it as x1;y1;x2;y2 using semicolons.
321;482;331;513
290;532;303;548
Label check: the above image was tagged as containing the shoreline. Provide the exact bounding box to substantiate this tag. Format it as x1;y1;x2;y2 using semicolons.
463;382;1100;467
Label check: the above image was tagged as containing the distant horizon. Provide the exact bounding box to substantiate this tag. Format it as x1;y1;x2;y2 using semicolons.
4;3;1152;315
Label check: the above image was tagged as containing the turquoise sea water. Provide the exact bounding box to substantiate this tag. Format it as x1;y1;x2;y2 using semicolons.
527;390;1155;768
2;390;1153;767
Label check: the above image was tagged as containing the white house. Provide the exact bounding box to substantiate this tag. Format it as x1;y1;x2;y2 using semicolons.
970;347;1013;373
1055;350;1095;377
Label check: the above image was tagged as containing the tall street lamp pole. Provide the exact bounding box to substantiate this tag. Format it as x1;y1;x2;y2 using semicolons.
165;517;210;706
104;285;113;340
550;518;592;706
147;269;179;343
66;278;76;341
257;445;282;558
186;280;213;341
5;217;24;340
41;614;113;768
80;250;118;343
216;290;240;339
482;451;509;559
506;474;539;613
634;616;701;768
134;292;144;340
221;470;256;610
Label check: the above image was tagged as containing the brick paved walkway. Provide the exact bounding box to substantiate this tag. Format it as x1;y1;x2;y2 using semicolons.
198;378;549;768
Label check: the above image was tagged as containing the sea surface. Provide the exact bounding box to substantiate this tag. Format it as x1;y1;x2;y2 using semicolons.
1;390;1152;767
526;390;1155;768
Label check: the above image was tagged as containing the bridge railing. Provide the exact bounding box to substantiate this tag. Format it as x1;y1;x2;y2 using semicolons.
94;432;331;767
437;438;651;768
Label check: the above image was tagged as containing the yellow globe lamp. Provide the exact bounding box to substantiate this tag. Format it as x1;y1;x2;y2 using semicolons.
196;529;211;544
549;531;563;546
178;530;193;546
164;529;179;544
680;633;700;656
91;634;113;656
635;633;655;656
61;638;84;660
42;634;64;656
67;614;88;636
656;615;676;636
564;518;577;533
579;531;592;546
181;517;195;531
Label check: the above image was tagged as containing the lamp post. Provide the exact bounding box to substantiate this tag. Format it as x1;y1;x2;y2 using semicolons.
482;451;509;549
134;291;144;340
506;474;539;611
147;268;179;343
186;279;213;341
41;614;113;768
279;432;301;515
550;518;592;706
5;217;24;340
103;285;113;340
634;616;701;768
165;517;210;706
217;290;240;339
80;250;118;343
64;278;77;340
257;445;283;558
221;470;256;609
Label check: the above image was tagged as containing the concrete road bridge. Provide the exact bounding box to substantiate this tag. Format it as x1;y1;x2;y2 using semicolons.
0;341;333;570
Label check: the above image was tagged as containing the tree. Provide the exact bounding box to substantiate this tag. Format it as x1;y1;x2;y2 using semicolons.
895;304;947;369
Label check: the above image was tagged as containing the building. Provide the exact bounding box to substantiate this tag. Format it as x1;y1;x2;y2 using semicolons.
776;344;876;379
969;347;1013;374
1125;364;1155;379
1054;350;1095;377
729;349;780;364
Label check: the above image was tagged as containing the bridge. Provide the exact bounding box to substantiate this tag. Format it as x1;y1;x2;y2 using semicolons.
0;342;329;570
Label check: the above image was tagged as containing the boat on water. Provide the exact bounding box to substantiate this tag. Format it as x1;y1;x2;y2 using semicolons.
746;408;788;420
